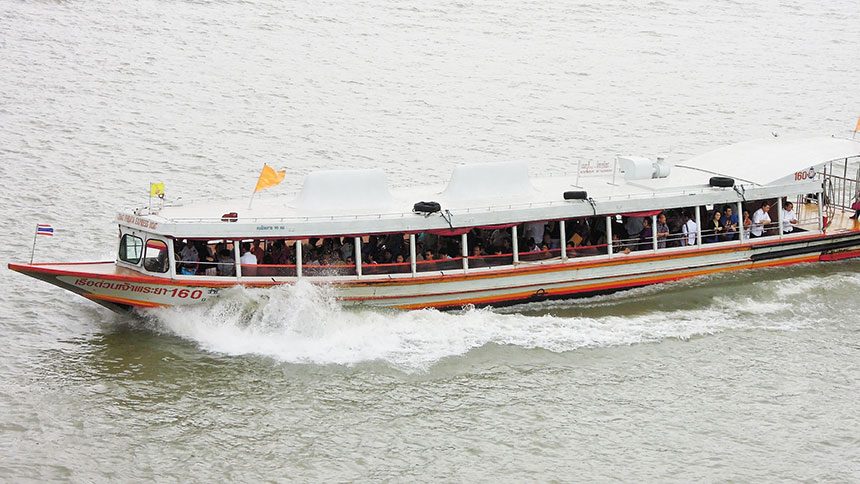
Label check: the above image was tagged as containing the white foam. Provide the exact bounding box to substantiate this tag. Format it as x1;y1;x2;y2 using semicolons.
141;273;831;371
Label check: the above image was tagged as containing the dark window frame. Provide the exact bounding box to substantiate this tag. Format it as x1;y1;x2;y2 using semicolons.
143;239;170;273
119;234;143;265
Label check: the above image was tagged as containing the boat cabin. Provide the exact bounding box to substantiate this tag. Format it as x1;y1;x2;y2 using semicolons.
115;136;860;282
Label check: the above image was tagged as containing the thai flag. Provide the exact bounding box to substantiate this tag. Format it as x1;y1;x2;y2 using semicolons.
36;224;54;236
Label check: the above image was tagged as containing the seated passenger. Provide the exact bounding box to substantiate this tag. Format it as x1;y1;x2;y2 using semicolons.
178;239;199;275
751;202;772;237
217;248;235;276
611;234;631;254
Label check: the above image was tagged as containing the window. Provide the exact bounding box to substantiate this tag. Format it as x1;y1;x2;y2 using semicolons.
119;234;143;265
143;239;169;273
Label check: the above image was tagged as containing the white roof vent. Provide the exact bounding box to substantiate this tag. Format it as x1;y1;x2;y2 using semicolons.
297;169;396;214
618;156;671;181
442;161;536;202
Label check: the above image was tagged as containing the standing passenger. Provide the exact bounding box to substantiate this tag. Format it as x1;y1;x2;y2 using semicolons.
239;242;257;276
751;202;772;237
655;213;670;249
723;206;738;241
782;201;798;233
681;211;698;246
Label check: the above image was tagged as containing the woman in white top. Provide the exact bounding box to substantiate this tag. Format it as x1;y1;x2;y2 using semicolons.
751;202;772;237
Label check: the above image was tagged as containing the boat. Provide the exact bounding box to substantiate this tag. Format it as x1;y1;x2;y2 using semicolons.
9;135;860;313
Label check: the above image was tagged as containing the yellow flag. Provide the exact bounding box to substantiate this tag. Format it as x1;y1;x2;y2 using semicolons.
150;182;165;198
254;164;286;193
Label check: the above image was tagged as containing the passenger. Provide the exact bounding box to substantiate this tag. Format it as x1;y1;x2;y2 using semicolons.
681;211;698;246
542;232;557;250
540;242;551;256
722;206;738;241
202;248;218;276
851;192;860;219
782;201;799;233
524;221;546;248
611;233;631;254
238;242;257;276
656;213;670;249
751;202;772;237
638;217;653;250
178;239;199;275
742;210;752;240
705;211;723;243
340;238;354;261
471;244;484;258
489;228;508;249
217;248;235;276
621;217;640;242
251;240;265;263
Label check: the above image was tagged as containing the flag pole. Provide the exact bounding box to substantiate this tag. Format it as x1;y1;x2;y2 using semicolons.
30;224;38;265
149;182;153;213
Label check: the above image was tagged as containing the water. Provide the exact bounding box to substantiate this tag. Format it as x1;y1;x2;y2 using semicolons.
2;0;859;480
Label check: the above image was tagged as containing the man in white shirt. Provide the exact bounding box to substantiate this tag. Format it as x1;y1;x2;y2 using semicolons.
751;202;772;237
239;242;258;276
681;211;698;246
782;201;798;233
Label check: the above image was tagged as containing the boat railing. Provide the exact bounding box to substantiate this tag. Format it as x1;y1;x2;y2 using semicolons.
177;260;236;277
821;156;860;211
416;257;465;272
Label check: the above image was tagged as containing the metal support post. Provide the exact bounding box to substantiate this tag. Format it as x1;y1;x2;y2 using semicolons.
234;241;242;278
461;233;469;271
512;225;519;264
354;236;362;277
695;207;702;246
409;234;417;274
295;240;302;278
651;215;658;252
559;220;567;259
777;196;784;238
606;216;613;257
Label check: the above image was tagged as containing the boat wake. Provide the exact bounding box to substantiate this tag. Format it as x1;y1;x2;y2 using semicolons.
140;270;858;371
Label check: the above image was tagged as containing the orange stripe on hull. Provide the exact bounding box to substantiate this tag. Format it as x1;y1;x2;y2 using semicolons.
84;293;164;308
393;253;821;310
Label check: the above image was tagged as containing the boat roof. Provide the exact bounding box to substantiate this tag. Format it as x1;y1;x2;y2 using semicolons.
124;136;860;238
676;135;860;185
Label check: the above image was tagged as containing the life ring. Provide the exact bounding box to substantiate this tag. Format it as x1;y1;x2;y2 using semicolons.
709;176;735;188
563;191;588;200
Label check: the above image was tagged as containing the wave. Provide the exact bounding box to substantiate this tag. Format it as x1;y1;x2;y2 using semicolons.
141;269;860;371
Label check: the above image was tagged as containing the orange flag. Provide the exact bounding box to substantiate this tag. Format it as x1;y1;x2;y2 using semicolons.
855;117;860;133
254;164;286;193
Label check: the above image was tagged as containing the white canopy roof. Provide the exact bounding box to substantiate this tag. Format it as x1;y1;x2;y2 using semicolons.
131;136;860;238
676;136;860;185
